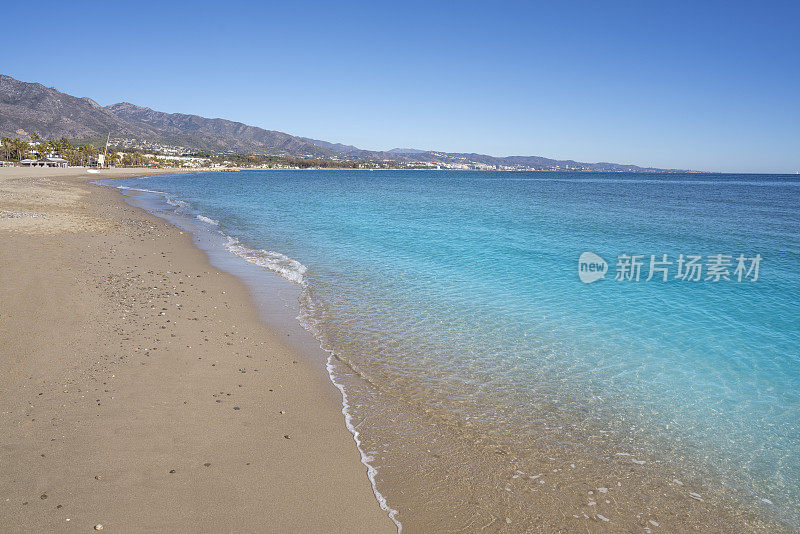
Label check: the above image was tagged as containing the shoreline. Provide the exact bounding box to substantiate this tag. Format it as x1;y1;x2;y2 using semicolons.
109;179;402;530
4;167;793;533
0;167;395;532
103;171;795;533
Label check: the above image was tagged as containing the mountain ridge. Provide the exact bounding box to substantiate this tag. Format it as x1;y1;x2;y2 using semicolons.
0;74;680;171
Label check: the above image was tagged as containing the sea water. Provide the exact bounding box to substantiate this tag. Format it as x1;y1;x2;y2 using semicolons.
108;170;800;530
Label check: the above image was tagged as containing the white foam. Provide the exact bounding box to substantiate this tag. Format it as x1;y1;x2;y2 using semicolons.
326;354;403;532
108;180;402;530
114;185;170;195
223;236;308;286
165;197;190;210
113;184;189;211
224;233;404;529
222;233;403;529
196;214;220;226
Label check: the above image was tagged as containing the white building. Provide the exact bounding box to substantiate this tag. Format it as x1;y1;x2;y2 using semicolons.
20;157;69;168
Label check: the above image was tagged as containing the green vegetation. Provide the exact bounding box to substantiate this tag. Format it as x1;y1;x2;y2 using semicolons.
0;135;396;170
120;151;147;166
1;137;31;161
1;136;119;166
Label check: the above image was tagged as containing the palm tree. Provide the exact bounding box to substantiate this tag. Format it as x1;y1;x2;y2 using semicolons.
106;148;120;167
1;137;12;161
57;137;74;155
78;144;99;166
12;139;31;161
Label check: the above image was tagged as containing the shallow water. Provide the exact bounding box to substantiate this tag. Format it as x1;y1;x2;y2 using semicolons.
108;170;800;531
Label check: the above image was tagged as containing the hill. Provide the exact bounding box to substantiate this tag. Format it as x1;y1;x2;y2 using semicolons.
0;74;679;171
107;103;334;157
0;75;146;140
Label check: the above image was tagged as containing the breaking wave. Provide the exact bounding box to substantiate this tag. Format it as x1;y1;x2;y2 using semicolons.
196;214;220;226
223;235;308;286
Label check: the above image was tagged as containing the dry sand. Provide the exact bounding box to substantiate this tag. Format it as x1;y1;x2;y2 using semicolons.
0;167;395;532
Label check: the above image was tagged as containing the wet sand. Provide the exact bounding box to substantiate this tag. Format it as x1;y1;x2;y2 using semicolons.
0;167;394;532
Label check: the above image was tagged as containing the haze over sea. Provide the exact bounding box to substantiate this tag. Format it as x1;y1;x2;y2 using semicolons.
110;170;800;530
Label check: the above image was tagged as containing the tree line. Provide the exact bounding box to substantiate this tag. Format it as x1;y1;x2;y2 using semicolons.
0;135;123;166
1;134;397;169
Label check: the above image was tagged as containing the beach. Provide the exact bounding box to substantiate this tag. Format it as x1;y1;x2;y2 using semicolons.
102;169;797;533
0;167;394;532
2;167;796;533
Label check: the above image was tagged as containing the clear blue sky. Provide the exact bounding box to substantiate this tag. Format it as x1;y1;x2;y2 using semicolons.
3;0;798;172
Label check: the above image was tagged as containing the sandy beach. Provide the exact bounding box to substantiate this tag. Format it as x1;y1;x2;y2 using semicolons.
0;167;394;532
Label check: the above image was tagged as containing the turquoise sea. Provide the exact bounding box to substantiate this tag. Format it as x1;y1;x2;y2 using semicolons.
107;170;800;530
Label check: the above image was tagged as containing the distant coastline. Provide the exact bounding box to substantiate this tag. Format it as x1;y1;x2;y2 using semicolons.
1;74;686;173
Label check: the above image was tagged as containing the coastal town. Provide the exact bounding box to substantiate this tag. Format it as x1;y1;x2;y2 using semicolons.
1;72;681;173
0;134;664;171
0;134;380;170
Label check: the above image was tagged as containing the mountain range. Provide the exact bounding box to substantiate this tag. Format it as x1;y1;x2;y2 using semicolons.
0;74;676;171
